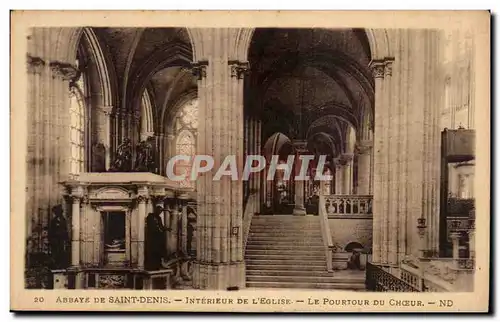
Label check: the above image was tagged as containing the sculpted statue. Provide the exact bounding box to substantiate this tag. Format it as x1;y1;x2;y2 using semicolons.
109;138;132;172
145;206;166;270
134;137;156;173
48;205;69;269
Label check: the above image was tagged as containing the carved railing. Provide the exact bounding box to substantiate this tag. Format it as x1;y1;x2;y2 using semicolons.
420;258;475;292
319;195;334;272
323;195;373;217
243;192;259;249
366;262;420;292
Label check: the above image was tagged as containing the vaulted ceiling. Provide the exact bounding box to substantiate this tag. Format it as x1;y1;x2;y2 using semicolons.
248;28;374;157
93;27;195;131
86;27;374;156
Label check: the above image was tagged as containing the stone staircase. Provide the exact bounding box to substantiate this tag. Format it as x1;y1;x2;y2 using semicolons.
245;215;365;290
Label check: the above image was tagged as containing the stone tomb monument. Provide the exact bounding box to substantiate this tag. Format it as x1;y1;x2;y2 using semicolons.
53;172;194;290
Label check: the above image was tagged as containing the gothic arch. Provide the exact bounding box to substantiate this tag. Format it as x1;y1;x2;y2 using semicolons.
37;27;118;110
127;42;193;116
140;89;154;137
234;28;392;63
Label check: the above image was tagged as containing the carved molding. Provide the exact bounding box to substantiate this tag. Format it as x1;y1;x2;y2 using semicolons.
190;61;208;80
228;60;250;79
355;141;373;154
99;105;114;116
92;186;131;200
369;60;385;79
384;58;395;77
49;61;79;82
27;55;46;74
92;204;131;213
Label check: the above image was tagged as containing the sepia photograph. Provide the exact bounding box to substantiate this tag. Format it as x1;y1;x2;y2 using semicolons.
10;10;490;312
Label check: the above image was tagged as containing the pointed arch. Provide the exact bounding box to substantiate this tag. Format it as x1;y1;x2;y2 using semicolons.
140;89;154;137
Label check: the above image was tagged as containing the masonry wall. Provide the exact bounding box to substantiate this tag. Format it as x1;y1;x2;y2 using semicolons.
328;218;373;251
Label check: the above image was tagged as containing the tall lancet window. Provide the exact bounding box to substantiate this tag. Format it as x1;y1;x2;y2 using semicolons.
175;98;198;188
69;57;86;178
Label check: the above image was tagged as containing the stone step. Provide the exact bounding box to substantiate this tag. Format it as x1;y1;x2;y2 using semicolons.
245;258;326;266
250;222;320;227
246;269;335;277
250;227;321;236
245;263;327;271
246;281;366;290
245;249;325;255
246;239;323;245
248;230;322;240
252;215;318;219
245;253;326;260
245;244;324;250
250;225;321;233
246;275;364;284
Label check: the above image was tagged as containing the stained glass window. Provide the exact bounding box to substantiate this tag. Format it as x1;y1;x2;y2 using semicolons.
69;59;86;178
174;98;198;188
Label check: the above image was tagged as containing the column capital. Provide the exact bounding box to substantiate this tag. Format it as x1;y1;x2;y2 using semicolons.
26;55;46;74
355;141;373;154
98;105;114;116
228;60;250;79
70;195;82;203
369;59;385;79
340;153;354;163
190;61;208;80
140;131;155;141
333;157;343;167
384;57;395;77
137;186;149;202
137;195;148;203
49;61;79;82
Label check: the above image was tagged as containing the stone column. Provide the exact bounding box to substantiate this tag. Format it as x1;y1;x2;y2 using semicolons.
334;158;344;195
169;199;180;257
26;55;45;241
292;141;307;216
356;141;373;195
156;133;165;176
384;58;399;266
243;117;250;200
163;193;174;257
136;187;148;269
179;193;189;256
26;31;77;257
71;196;81;267
369;60;385;264
255;120;262;212
96;105;113;170
450;232;461;265
468;230;475;259
405;30;442;257
341;153;354;195
191;29;247;289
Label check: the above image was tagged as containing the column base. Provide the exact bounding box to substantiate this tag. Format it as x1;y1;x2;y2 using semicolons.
293;206;307;216
193;261;245;290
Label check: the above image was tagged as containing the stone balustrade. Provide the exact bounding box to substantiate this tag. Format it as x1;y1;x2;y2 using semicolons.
323;195;373;217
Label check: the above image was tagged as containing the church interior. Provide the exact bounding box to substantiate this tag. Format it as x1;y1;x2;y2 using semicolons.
25;27;476;291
